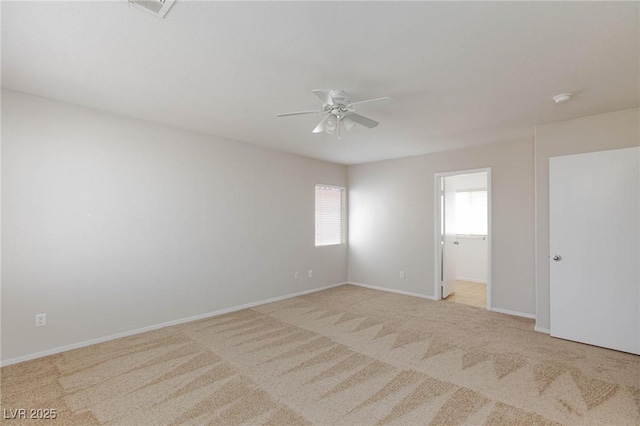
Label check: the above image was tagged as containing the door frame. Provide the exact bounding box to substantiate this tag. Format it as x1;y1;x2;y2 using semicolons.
434;167;492;310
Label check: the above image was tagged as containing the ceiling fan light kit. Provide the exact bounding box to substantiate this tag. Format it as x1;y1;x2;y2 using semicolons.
277;89;390;139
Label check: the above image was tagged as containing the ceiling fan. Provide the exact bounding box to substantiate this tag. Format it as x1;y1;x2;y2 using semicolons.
276;89;390;139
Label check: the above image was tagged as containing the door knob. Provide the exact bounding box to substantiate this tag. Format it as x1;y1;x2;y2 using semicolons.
552;254;561;261
453;241;459;245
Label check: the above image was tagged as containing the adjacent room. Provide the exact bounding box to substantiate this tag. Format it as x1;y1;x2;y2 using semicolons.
1;1;639;425
439;171;489;309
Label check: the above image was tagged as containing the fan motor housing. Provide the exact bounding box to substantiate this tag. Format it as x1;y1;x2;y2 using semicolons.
328;89;350;105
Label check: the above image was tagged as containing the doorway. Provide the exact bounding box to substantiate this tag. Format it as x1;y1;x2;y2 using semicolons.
434;168;491;310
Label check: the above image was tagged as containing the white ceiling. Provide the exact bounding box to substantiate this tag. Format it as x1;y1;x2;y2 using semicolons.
2;1;638;165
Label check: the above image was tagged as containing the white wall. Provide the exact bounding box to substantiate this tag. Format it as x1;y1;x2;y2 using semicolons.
534;108;639;331
455;238;487;283
348;139;535;316
447;173;488;283
1;91;348;362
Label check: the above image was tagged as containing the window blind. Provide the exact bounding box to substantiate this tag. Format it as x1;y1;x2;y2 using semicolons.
315;184;345;246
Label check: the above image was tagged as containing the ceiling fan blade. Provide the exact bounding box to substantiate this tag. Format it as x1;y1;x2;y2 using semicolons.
312;115;330;133
276;110;322;117
342;116;356;131
347;96;391;107
348;113;379;128
312;89;334;105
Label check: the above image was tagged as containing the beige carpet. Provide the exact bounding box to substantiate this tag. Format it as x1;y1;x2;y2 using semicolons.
2;284;639;425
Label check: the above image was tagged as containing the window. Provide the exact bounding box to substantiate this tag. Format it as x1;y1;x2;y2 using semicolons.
315;184;346;246
455;189;487;235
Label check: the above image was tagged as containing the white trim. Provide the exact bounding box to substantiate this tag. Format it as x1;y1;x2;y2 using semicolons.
489;307;536;319
434;168;492;310
433;167;492;178
533;125;541;331
455;188;486;193
534;326;550;334
0;282;348;367
349;282;438;300
347;283;533;321
486;170;492;310
455;277;487;284
455;234;487;240
434;173;442;300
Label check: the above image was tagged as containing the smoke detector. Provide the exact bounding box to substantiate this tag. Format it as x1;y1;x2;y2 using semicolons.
128;0;176;19
553;93;573;104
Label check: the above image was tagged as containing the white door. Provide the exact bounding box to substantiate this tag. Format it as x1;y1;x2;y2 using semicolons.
550;147;639;355
442;177;458;298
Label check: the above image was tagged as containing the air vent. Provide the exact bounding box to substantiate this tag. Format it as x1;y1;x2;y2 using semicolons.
128;0;176;19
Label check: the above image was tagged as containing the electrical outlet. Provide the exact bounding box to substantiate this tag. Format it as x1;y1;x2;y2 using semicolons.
308;270;313;278
400;271;405;279
294;272;299;279
35;313;46;327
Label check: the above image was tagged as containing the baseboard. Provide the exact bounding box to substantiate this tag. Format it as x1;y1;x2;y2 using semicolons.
489;307;536;319
0;282;348;367
347;282;533;320
455;277;487;284
534;326;550;334
348;282;438;301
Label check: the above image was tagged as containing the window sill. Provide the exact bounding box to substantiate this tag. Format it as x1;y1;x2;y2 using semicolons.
455;234;487;240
